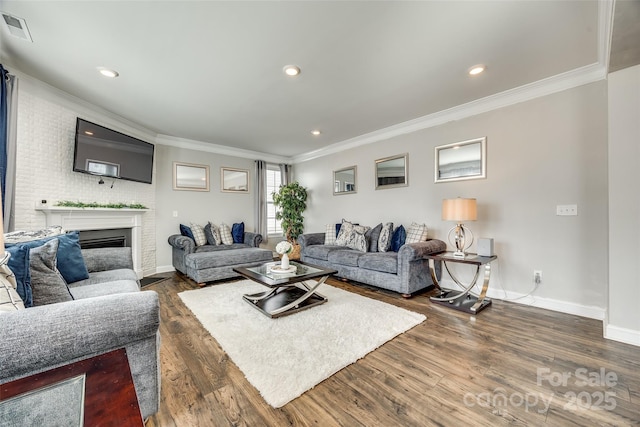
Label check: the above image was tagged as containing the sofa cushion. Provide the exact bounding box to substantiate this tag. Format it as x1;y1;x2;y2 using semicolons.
358;252;399;274
6;231;90;286
391;225;406;252
378;222;394;253
367;223;383;252
205;222;221;245
324;224;336;245
69;279;140;300
232;222;245;243
180;224;195;241
70;269;139;288
189;223;207;246
0;259;25;312
4;225;64;244
185;248;273;270
406;222;428;244
304;245;344;261
219;223;234;245
30;239;74;306
6;244;32;307
327;249;363;267
194;243;251;253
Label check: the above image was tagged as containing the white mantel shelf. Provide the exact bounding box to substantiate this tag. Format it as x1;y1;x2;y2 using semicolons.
36;207;147;278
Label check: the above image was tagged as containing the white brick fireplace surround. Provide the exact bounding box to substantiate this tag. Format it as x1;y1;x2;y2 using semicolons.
36;207;147;278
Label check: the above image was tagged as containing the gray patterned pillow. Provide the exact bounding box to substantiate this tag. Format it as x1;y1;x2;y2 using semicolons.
378;222;394;252
336;222;370;252
4;225;65;244
367;223;383;252
29;239;74;306
335;220;355;246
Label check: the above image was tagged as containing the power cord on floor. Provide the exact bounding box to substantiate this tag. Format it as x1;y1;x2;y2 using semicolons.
492;258;541;302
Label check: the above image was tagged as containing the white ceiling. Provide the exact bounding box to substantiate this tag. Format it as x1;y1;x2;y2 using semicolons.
0;1;603;159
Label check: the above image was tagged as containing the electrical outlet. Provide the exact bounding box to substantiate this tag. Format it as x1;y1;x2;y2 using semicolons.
172;211;178;218
534;270;543;284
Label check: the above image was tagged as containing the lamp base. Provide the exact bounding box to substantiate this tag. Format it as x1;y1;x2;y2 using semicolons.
452;250;466;258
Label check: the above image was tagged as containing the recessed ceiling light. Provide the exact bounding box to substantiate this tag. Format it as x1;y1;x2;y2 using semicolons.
97;67;119;78
311;130;321;136
468;64;486;76
283;65;301;77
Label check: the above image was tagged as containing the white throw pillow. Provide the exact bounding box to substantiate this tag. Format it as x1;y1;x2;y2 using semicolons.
324;224;336;245
219;223;234;245
190;223;208;246
335;220;355;246
405;222;428;244
0;259;24;312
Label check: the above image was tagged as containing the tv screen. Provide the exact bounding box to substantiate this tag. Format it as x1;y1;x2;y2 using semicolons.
73;118;154;184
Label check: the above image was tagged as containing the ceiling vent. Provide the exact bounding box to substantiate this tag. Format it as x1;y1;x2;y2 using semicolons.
1;12;32;42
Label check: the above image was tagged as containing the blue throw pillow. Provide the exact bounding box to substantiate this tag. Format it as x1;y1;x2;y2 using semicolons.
6;244;33;307
7;231;90;284
232;222;244;243
391;225;406;252
180;224;195;241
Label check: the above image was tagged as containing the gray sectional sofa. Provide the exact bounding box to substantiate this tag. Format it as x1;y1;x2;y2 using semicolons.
0;247;160;420
299;233;446;296
169;232;274;284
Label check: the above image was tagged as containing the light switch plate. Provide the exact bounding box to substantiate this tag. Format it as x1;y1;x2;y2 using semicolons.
556;204;578;216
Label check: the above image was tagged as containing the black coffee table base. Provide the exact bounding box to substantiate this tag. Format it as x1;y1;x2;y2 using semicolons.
243;285;327;318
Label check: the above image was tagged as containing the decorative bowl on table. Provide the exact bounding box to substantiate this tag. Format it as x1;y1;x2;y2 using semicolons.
269;264;297;274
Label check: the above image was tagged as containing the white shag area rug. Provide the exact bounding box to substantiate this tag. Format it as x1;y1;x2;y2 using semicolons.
178;279;426;408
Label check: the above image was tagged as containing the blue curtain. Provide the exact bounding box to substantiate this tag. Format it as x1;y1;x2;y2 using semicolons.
0;64;8;210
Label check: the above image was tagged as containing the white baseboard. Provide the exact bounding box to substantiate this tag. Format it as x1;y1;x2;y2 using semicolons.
604;323;640;347
155;265;176;274
438;279;606;320
146;265;175;276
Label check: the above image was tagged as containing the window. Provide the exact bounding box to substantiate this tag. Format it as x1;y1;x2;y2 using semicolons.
266;166;282;235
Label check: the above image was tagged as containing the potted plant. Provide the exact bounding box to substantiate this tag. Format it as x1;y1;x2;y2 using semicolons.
272;181;307;258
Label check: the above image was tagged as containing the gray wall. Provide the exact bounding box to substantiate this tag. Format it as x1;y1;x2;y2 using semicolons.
154;144;256;271
295;81;608;313
607;64;640;343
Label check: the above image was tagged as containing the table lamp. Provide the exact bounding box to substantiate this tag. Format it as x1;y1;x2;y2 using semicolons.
442;197;477;258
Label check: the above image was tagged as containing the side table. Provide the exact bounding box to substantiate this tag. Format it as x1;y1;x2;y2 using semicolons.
425;251;497;314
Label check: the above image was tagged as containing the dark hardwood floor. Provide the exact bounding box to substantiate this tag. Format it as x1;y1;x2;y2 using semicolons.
145;273;640;426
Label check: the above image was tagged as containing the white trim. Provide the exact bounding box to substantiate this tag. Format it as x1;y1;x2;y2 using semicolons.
604;322;640;347
598;0;615;72
155;134;288;164
13;68;158;143
36;207;147;279
150;265;175;275
438;278;606;320
292;62;607;164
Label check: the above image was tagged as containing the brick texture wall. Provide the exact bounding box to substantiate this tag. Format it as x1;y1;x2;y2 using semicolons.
15;89;157;274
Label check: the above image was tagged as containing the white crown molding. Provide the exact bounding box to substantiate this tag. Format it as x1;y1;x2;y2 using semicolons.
12;67;158;143
292;61;607;164
292;1;614;164
154;134;289;164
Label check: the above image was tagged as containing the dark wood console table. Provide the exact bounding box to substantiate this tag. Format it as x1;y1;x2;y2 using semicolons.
426;251;497;314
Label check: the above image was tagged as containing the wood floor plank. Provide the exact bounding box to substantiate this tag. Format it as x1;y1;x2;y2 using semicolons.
145;273;640;426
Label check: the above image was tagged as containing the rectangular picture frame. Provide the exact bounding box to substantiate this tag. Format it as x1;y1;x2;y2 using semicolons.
173;162;210;191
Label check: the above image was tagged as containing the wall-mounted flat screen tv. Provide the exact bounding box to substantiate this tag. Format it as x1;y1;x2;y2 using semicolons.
73;118;154;184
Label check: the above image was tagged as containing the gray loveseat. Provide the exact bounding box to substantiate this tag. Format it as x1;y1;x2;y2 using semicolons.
169;232;274;285
0;247;160;420
299;233;446;296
